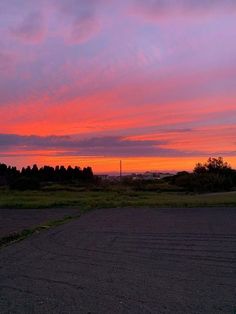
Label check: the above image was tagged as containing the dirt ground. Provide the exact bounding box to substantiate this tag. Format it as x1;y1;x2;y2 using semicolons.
0;207;236;313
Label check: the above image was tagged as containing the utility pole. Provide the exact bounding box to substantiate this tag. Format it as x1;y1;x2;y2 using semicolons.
120;160;122;181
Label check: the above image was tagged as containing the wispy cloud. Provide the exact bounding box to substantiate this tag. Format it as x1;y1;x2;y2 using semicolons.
0;51;18;74
1;133;234;159
0;134;187;157
70;16;100;44
132;0;236;20
52;0;103;44
10;11;46;43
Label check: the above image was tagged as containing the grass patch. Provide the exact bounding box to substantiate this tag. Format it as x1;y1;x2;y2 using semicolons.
0;215;80;249
0;187;236;209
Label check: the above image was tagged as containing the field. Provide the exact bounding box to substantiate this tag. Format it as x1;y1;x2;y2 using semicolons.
0;185;236;209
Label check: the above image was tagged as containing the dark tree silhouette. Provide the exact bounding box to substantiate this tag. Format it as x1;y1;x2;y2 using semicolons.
194;157;231;174
0;163;94;190
171;157;236;193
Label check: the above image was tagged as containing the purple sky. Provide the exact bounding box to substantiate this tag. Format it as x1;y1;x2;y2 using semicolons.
0;0;236;171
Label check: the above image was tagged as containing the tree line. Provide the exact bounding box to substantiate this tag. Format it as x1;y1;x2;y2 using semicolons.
170;157;236;192
0;163;94;190
0;157;235;192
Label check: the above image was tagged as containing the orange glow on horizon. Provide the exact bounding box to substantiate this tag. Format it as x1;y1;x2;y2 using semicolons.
2;154;236;174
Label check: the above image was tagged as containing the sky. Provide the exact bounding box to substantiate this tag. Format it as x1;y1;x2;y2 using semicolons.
1;0;236;173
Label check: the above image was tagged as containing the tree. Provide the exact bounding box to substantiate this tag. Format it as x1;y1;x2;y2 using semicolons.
193;162;207;174
0;162;94;188
0;163;7;176
194;157;231;174
192;157;234;192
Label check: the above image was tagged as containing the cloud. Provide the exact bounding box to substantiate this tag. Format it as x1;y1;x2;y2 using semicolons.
133;0;236;20
2;0;102;45
0;134;188;157
53;0;102;44
69;13;100;44
0;51;18;74
1;133;228;158
10;11;46;43
0;134;70;148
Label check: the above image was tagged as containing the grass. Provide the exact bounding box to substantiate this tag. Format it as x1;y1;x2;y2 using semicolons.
0;186;236;209
0;215;80;249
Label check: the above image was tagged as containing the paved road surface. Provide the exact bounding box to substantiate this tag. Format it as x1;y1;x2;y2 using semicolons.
0;208;80;238
0;207;236;313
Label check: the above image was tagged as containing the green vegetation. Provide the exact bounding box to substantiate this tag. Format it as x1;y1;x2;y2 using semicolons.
0;185;236;209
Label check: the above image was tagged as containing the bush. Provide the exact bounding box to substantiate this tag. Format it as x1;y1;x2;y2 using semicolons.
172;172;234;193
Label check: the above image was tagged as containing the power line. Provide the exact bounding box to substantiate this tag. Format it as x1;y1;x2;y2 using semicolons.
120;160;122;180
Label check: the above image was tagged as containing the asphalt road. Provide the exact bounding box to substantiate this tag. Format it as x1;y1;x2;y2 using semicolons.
0;207;236;313
0;208;80;238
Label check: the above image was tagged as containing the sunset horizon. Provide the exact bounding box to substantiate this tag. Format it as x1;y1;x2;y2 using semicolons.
1;1;236;172
1;155;236;175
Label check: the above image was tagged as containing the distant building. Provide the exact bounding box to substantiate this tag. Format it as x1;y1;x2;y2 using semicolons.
131;172;173;181
158;173;174;179
96;174;109;181
95;172;174;182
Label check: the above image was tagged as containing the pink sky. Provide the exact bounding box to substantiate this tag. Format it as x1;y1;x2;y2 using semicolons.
0;0;236;172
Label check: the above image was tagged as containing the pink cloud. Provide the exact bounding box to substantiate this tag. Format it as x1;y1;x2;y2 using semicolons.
10;11;46;43
132;0;236;20
70;18;100;44
0;51;18;76
51;0;104;44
